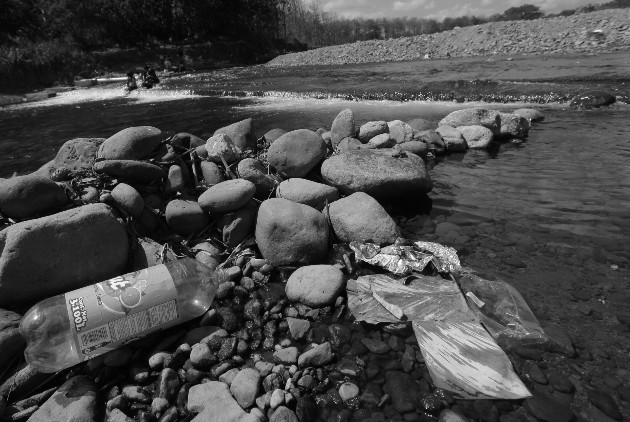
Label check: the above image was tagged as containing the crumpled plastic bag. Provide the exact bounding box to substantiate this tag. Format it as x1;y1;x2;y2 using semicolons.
349;238;460;276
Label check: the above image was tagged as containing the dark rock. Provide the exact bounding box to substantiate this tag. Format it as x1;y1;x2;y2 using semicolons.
237;158;277;199
286;265;346;307
544;324;576;357
0;309;24;373
129;237;177;271
93;160;165;183
255;198;329;267
295;395;318;422
569;91;616;109
328;191;400;245
99;126;162;160
213;118;256;152
587;389;622;421
216;307;240;332
268;129;327;178
547;371;574;394
523;394;572;422
270;406;299;422
321;149;432;199
111;183;144;218
200;161;225;187
216;200;257;247
165;199;210;236
384;371;420;413
170;132;205;150
218;337;238;360
0;175;67;219
0;203;128;307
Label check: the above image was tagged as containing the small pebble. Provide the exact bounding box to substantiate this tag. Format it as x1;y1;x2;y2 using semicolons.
338;382;360;401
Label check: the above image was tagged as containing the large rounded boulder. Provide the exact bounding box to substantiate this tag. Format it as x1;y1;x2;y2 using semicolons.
165;199;211;236
276;178;339;210
267;129;327;178
321;149;432;199
0;175;68;219
198;179;256;214
438;108;501;134
99;126;163;160
255;198;329;266
498;112;530;138
0;203;129;307
285;265;346;307
213;118;256;152
93;160;165;184
328;192;400;245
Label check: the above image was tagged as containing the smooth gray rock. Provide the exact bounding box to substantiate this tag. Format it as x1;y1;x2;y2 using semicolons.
286;265;345;307
438;108;501;134
387;120;417;144
330;109;356;148
456;125;494;149
267;129;327;178
0;309;24;374
237;158;277;199
188;381;258;422
255;198;329;266
99;126;162;160
216;201;257;247
230;368;261;409
337;137;363;153
93;160;165;183
205;134;241;164
297;342;333;368
321;149;432;199
170;132;205;150
263;128;287;143
213;118;256;152
270;406;299;422
368;133;396;148
111;183;144;218
276;178;339;210
0;203;128;307
399;140;428;158
27;376;98;422
200;161;226;187
357;121;388;143
198;179;256;213
328;192;400;245
165;199;210;236
0;175;67;219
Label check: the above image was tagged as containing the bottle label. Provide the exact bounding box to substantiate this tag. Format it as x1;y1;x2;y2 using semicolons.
65;264;179;362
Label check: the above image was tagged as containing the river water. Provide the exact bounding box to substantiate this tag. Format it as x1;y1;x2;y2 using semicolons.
1;51;630;415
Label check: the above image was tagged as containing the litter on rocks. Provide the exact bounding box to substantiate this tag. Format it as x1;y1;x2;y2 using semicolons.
347;238;547;400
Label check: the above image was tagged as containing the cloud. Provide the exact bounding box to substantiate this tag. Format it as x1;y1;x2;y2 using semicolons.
393;0;427;11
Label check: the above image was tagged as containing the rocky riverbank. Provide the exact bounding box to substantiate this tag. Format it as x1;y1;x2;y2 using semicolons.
267;8;630;67
0;107;628;422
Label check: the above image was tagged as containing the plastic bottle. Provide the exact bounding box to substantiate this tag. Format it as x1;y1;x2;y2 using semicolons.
20;258;227;373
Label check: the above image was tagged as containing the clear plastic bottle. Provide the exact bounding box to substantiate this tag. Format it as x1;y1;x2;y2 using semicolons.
20;258;227;373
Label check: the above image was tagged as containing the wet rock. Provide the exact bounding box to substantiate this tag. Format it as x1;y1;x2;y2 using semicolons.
286;317;311;340
213;118;256;152
438;108;501;134
218;337;238;360
456;125;494;149
523;394;572;422
230;368;261;409
577;406;622;422
399;140;429;158
328;191;400;245
544;323;576;357
0;203;128;307
0;309;24;373
165;199;210;236
331;109;356;147
190;343;217;371
587;389;622;421
217;307;240;332
358;121;388;143
0;175;67;219
321;149;432;199
270;406;299;422
513;108;544;122
298;342;333;367
498;112;530;138
255;198;329;267
439;409;469;422
569;91;616;109
295;395;318;422
111;183;144;218
267;129;328;178
28;376;98;422
276;178;339;210
286;265;346;307
237;158;277;199
99;126;162;160
217;201;257;247
156;368;180;402
187;381;258;422
205;134;241;164
384;371;420;413
93;160;165;184
361;338;390;354
53;137;104;172
104;346;133;367
436;126;468;152
198;179;256;213
200;161;225;187
270;388;285;409
416;130;446;154
547;371;574;393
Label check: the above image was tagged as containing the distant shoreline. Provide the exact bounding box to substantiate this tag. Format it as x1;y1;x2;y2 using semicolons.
267;8;630;67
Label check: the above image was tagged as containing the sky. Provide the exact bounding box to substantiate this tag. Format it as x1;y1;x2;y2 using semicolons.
320;0;613;20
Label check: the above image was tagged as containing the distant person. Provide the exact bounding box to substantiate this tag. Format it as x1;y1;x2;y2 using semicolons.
164;56;172;72
125;72;138;93
142;68;160;88
176;50;189;72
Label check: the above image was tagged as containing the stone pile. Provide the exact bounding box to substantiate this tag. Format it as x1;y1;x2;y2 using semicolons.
7;107;621;422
